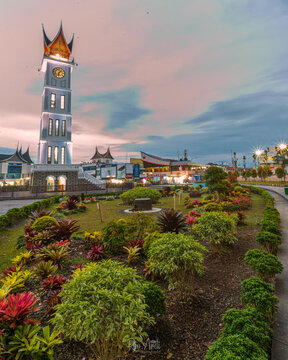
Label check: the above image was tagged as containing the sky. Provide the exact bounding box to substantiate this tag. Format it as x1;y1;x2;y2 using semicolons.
0;0;288;165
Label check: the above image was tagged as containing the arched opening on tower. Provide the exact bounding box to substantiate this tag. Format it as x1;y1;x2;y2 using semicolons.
58;175;66;191
46;176;55;191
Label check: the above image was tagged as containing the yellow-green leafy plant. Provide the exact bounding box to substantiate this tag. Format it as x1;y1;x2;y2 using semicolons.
123;245;141;264
11;251;33;265
1;270;32;297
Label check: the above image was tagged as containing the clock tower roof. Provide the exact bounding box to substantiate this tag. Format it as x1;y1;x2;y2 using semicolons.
42;22;74;62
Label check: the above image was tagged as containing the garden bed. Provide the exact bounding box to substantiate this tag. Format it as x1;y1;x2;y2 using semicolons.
0;186;269;360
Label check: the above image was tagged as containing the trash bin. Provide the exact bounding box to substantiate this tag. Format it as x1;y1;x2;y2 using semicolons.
285;188;288;195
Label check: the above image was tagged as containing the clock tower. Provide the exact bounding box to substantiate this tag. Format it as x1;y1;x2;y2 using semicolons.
38;23;75;164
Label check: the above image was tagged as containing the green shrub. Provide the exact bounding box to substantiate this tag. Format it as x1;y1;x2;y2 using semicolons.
193;211;237;248
204;334;268;360
261;220;281;236
102;221;128;254
263;206;280;223
31;216;57;232
120;187;162;205
141;281;166;317
244;249;283;281
147;233;207;289
241;276;278;319
51;260;154;359
221;307;271;351
143;231;162;255
126;213;159;239
256;231;281;254
203;203;223;212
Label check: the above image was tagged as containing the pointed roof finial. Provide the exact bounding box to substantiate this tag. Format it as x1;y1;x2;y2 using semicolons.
42;22;73;61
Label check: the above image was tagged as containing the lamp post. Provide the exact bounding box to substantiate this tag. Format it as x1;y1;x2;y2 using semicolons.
254;149;263;167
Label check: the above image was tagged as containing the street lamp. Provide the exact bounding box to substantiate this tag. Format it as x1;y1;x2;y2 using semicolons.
278;143;287;151
254;149;263;167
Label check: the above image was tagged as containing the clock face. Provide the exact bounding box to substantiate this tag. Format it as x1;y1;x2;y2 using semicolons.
53;67;65;78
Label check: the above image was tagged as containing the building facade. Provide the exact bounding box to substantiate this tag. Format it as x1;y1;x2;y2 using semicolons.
38;23;75;165
140;151;207;183
0;148;33;185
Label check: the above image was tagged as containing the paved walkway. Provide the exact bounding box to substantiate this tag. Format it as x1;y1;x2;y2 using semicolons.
251;185;288;359
0;199;43;216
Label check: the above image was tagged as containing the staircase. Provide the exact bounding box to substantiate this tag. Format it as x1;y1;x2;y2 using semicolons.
78;167;106;190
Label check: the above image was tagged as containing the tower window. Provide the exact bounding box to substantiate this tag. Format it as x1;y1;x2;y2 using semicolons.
60;95;65;109
50;93;56;108
62;120;66;136
54;146;59;164
48;119;53;136
55;119;59;136
47;146;52;164
61;147;65;164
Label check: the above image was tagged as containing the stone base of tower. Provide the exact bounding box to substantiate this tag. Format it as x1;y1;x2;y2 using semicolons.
31;164;106;193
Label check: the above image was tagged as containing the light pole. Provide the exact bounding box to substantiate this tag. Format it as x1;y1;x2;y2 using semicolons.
254;149;263;167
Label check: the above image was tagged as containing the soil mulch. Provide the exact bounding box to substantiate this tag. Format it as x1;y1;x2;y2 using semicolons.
25;221;261;360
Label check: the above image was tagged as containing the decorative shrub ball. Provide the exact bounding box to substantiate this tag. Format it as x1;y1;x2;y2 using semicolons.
31;216;58;232
120;187;162;205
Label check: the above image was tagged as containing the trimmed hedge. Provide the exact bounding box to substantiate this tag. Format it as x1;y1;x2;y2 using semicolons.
0;195;62;231
205;186;281;359
204;334;268;360
120;187;162;205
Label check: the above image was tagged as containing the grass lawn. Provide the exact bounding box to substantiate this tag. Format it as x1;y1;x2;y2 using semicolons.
0;193;264;271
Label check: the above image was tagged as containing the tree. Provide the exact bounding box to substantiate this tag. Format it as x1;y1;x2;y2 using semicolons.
204;167;229;202
275;167;286;182
274;145;288;182
242;169;249;181
257;166;267;180
251;169;257;179
263;165;272;177
243;155;246;169
246;169;251;180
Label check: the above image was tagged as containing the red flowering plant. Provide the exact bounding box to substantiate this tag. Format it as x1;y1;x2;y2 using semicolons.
0;292;40;328
127;238;144;248
185;216;198;226
84;196;96;203
189;211;201;217
233;197;251;210
41;275;68;295
87;246;105;261
186;199;203;209
71;263;85;270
